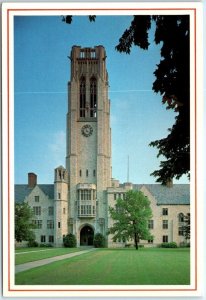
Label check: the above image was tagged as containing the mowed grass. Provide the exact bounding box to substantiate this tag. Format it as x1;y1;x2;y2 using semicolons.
15;248;190;285
15;248;81;265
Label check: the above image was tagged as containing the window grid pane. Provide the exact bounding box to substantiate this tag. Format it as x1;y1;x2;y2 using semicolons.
162;220;168;229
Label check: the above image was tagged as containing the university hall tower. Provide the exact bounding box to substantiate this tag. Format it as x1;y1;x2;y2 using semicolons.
66;46;111;246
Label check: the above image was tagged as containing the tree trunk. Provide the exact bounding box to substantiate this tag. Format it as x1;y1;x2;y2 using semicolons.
134;232;138;250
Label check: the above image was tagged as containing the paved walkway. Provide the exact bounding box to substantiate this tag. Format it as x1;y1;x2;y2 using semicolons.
15;248;96;274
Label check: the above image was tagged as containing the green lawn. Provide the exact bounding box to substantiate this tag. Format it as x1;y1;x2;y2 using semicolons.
15;248;190;285
15;247;81;265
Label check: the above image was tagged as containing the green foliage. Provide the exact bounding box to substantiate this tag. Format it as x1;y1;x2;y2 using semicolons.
15;203;36;242
116;15;190;184
109;190;153;250
63;233;77;248
181;213;190;240
179;242;190;248
27;240;39;247
39;243;53;248
160;242;177;248
93;233;105;248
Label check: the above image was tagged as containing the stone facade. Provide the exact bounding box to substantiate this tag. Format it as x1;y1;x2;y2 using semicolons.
15;45;190;247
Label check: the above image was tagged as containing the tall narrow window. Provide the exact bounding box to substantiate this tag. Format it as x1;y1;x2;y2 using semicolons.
178;213;184;223
49;236;54;243
162;220;168;229
47;220;54;229
33;206;41;216
148;220;154;229
48;206;54;216
86;169;89;177
79;169;82;177
34;196;39;202
90;77;97;117
80;76;86;117
41;235;46;243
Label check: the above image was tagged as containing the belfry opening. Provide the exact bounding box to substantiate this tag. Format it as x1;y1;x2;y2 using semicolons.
80;225;94;246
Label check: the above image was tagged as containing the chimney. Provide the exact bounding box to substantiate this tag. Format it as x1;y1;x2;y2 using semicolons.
166;178;173;188
28;173;37;188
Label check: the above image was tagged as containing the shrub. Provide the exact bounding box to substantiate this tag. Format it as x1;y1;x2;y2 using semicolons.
27;240;39;247
39;243;53;247
179;242;190;248
63;233;77;248
161;242;177;248
93;233;105;248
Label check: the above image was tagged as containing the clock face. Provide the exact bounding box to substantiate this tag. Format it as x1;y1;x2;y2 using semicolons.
81;124;93;137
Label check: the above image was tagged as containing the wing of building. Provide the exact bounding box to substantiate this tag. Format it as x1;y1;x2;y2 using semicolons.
15;46;190;247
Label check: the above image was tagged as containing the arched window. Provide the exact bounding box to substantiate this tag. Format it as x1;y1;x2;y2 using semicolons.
178;213;184;223
90;77;97;117
80;76;86;117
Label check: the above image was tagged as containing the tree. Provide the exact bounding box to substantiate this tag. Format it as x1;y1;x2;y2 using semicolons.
63;233;77;247
181;213;190;241
116;15;190;184
15;203;36;242
108;190;153;250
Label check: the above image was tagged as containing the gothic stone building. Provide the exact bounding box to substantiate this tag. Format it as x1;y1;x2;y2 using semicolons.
15;46;190;247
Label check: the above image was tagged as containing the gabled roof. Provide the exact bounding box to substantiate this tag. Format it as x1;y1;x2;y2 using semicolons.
15;184;54;203
133;184;190;205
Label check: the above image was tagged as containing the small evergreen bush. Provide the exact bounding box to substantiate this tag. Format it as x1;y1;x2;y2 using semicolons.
93;233;105;248
63;233;77;248
161;242;177;248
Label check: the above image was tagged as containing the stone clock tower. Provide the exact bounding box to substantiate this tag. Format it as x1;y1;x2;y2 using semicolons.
66;46;111;246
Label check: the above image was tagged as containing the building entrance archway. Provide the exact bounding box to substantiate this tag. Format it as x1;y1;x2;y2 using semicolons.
80;225;94;246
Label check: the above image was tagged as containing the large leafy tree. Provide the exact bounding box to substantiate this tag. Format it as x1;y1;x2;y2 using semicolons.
15;203;36;242
63;15;190;184
108;190;153;250
116;15;190;184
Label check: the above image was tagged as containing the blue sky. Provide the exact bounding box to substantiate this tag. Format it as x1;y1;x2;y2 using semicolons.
14;15;188;184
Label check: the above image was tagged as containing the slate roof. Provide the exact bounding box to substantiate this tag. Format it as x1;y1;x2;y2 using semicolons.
15;184;54;203
133;184;190;205
15;183;190;205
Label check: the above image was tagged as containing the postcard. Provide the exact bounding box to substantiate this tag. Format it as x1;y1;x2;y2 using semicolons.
1;1;204;298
